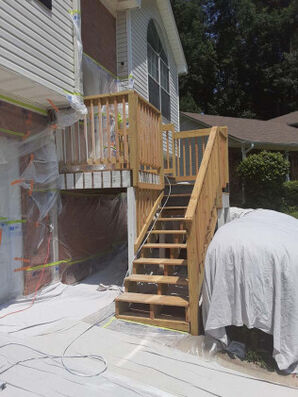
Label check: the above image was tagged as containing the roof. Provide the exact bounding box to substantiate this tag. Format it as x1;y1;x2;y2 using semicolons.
181;112;298;148
269;111;298;127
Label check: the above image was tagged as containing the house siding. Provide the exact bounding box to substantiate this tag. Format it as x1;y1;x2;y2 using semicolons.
116;0;180;130
117;11;129;86
0;0;76;96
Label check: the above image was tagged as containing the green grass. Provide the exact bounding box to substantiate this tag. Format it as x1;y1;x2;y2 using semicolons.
284;206;298;219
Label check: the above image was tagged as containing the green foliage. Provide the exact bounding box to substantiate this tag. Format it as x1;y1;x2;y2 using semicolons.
171;0;298;119
283;180;298;206
237;151;290;209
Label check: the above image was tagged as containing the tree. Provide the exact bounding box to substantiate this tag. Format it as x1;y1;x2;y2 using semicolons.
171;0;298;119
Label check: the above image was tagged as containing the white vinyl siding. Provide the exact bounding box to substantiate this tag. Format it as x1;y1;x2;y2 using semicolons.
116;0;180;130
0;0;76;97
116;11;129;88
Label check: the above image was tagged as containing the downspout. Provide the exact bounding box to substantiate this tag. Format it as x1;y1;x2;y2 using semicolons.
285;151;290;181
241;142;254;205
241;142;254;159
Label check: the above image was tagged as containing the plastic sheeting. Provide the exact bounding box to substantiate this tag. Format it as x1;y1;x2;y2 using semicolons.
83;54;118;96
203;209;298;373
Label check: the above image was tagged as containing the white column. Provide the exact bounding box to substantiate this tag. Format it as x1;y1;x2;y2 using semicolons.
127;187;136;274
50;204;60;282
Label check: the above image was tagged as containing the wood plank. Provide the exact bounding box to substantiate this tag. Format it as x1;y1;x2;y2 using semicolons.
116;292;189;307
90;100;95;160
174;129;212;139
116;313;189;332
133;258;187;266
156;217;186;222
150;230;187;235
163;206;188;210
125;275;188;285
143;243;187;249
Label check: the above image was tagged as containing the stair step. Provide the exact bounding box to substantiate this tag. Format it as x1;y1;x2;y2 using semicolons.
115;292;189;307
116;313;189;332
156;217;186;222
169;194;191;198
143;243;187;249
150;230;187;235
163;206;188;210
134;258;187;266
125;275;188;285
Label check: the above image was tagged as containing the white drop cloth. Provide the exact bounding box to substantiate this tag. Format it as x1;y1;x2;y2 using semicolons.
203;209;298;372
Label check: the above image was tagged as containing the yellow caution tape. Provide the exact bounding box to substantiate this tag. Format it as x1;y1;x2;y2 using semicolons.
0;127;25;137
0;94;47;115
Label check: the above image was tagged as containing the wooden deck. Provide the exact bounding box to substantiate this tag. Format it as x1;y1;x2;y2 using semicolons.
54;89;229;335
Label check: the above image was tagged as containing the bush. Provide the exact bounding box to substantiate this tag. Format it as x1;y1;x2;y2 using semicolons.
237;151;290;210
283;180;298;207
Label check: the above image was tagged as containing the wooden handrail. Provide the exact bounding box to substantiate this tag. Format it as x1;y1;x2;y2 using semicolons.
184;125;229;335
173;128;212;139
185;126;218;220
134;191;164;252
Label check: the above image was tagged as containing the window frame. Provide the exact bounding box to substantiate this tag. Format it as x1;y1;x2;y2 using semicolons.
147;27;171;120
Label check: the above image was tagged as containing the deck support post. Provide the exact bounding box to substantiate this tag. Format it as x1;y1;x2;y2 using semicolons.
127;187;137;274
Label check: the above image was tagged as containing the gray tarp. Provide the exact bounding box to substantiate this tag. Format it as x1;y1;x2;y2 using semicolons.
203;209;298;372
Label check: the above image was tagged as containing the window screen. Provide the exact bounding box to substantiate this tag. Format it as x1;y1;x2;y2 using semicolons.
147;20;171;120
37;0;52;10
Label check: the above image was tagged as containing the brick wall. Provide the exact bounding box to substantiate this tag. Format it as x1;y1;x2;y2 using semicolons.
81;0;117;75
0;101;51;295
58;192;127;284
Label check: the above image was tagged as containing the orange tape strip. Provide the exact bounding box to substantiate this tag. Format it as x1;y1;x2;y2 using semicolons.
14;257;30;264
11;179;24;186
47;99;59;113
28;180;34;196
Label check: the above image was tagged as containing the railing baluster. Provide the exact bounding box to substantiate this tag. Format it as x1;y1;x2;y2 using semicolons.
90;100;95;161
98;99;103;163
183;139;186;177
123;97;128;168
195;137;199;174
83;114;88;162
189;137;192;177
114;98;120;166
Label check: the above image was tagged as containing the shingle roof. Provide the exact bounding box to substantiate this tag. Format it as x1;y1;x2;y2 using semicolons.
181;112;298;147
269;111;298;127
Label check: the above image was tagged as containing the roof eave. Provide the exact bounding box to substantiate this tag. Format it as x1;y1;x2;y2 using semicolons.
156;0;188;76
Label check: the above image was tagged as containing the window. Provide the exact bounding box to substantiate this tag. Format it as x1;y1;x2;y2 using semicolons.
37;0;52;10
147;20;170;120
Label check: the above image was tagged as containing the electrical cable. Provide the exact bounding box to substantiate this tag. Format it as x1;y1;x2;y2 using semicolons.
124;175;173;282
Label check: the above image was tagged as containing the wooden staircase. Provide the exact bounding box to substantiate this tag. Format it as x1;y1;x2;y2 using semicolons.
115;126;229;335
116;183;192;333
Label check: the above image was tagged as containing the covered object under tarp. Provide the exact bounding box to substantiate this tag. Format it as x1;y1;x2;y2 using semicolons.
203;209;298;373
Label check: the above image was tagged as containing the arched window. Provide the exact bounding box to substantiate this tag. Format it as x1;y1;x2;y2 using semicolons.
147;20;170;120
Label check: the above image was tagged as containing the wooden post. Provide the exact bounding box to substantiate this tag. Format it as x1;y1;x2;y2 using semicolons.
127;187;137;274
186;218;201;336
159;113;164;188
128;92;139;187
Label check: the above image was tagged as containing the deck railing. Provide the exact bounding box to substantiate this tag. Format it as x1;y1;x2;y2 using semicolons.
163;125;211;181
57;90;164;190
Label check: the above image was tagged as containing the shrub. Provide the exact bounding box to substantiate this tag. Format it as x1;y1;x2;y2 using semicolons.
283;180;298;207
237;151;290;210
